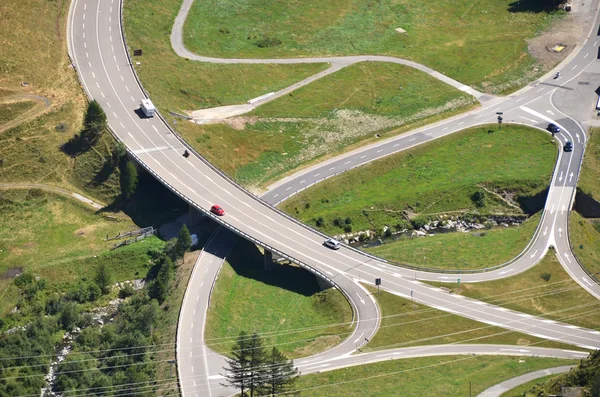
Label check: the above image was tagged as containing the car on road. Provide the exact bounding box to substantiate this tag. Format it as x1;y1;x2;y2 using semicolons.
210;205;225;216
564;141;573;152
548;123;560;134
324;238;341;250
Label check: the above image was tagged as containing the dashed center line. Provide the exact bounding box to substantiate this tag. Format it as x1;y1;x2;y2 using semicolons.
376;149;383;153
571;65;578;70
360;155;367;159
409;137;416;141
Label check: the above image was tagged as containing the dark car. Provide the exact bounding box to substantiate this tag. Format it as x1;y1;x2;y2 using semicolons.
210;204;225;216
548;123;560;134
564;141;573;152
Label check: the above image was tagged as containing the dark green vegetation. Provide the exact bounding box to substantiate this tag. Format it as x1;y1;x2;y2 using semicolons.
364;285;575;352
281;125;555;236
205;239;353;358
295;356;576;397
525;350;600;396
184;0;564;93
222;331;299;397
430;253;600;330
366;213;540;270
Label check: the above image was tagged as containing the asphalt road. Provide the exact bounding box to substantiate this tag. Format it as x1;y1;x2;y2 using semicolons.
477;365;575;397
67;0;600;396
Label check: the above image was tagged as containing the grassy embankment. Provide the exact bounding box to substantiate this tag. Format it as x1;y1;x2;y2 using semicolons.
281;125;555;269
363;285;576;353
570;128;600;278
0;0;125;203
125;0;476;189
430;253;600;330
294;356;576;397
205;239;353;358
184;0;564;93
0;190;161;322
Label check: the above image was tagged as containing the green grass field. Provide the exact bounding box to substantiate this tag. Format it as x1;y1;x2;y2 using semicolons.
176;61;475;188
366;213;540;270
578;128;600;201
364;285;574;352
254;62;475;118
569;211;600;279
281;125;556;235
205;239;353;358
0;190;155;316
295;356;576;397
429;252;600;330
183;0;563;93
124;0;328;114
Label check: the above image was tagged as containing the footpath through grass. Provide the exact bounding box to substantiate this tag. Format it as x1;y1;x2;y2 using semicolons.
363;285;574;352
183;0;563;93
366;213;541;271
295;356;576;397
205;239;353;359
124;0;328;114
281;125;556;235
429;252;600;331
0;190;153;317
177;61;475;188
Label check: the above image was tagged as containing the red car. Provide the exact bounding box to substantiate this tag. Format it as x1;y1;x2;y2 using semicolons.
210;204;225;216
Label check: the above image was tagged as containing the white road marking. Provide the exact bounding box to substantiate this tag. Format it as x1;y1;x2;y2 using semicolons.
88;61;91;68
83;42;86;48
82;23;85;30
110;36;112;42
286;187;291;191
113;112;118;118
393;143;400;147
109;16;112;22
101;92;105;98
584;53;589;59
111;45;115;52
300;180;306;184
409;137;416;141
106;102;111;108
91;71;95;78
582;277;592;286
376;149;383;153
116;64;120;72
516;97;525;102
519;116;538;123
442;127;448;131
84;3;86;9
564;253;572;263
314;173;320;177
273;194;279;198
109;25;111;32
571;65;578;70
83;13;85;20
86;52;89;58
196;295;199;301
536;87;545;92
360;155;367;159
82;32;85;39
95;82;99;88
120;75;124;81
530;249;538;258
458;122;465;125
131;96;135;102
353;332;365;344
344;161;351;165
191;322;193;329
329;167;335;171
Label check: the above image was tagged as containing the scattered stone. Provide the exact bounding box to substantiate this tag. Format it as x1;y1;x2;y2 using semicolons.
395;27;406;34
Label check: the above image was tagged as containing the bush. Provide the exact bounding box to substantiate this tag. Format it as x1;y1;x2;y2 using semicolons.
344;217;352;225
540;272;552;282
14;273;36;289
67;282;101;303
333;217;344;227
119;284;135;299
344;225;352;233
411;216;428;230
384;228;393;238
471;190;486;208
315;217;325;227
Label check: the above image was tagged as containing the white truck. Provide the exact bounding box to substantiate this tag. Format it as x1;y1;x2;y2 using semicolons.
140;99;156;118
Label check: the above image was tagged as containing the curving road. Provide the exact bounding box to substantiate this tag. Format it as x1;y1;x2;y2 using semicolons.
67;0;600;396
477;365;575;397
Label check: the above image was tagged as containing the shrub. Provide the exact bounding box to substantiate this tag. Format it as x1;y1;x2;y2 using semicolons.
540;272;552;282
119;284;135;299
344;225;352;233
333;217;344;227
411;216;428;230
384;228;393;238
471;190;486;208
344;217;352;225
315;217;325;227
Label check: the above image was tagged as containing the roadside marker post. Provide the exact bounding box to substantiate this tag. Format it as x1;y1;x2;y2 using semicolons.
496;112;503;130
375;277;382;294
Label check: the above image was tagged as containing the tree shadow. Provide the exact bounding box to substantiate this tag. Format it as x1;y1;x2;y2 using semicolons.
92;160;118;186
223;238;323;297
507;0;558;13
60;129;102;157
516;187;549;214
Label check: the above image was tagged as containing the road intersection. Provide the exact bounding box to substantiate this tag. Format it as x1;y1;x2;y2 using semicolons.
67;0;600;395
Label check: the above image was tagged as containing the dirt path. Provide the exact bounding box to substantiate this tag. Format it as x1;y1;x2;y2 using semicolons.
0;183;104;209
0;94;52;133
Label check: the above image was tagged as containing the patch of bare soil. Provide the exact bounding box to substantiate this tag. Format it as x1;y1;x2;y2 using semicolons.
0;267;23;280
528;9;585;71
223;116;259;130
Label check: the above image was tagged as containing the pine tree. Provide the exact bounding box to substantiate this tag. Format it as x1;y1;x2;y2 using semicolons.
221;331;252;396
174;224;192;260
247;332;268;397
120;160;138;200
262;347;299;396
94;263;112;295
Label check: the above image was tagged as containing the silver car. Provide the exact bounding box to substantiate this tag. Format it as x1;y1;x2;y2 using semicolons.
324;238;341;250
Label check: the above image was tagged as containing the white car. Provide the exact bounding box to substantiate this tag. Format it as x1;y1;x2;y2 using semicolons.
324;238;341;250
